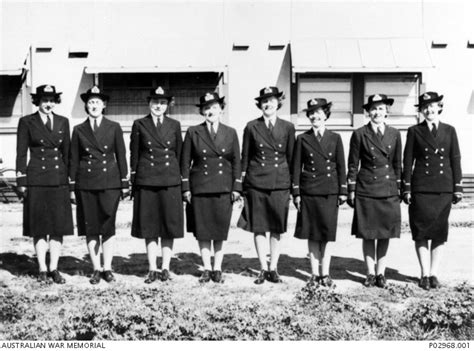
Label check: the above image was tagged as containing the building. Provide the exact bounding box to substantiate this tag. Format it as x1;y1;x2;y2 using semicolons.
1;0;473;176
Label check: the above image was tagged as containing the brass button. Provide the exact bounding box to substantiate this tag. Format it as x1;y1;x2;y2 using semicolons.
204;171;208;175
41;157;45;161
385;165;389;168
310;153;313;157
103;160;106;164
148;141;151;145
219;170;223;174
274;152;278;155
440;156;444;160
312;168;315;171
261;163;265;166
103;168;107;172
54;156;58;160
104;146;108;149
328;152;332;156
203;157;207;160
440;163;443;167
151;163;154;166
259;144;263;147
219;156;223;159
41;149;45;152
42;166;46;169
425;171;429;174
262;156;266;160
327;174;331;177
312;175;316;178
87;169;91;172
165;162;169;166
274;164;278;167
278;144;282;148
88;161;91;165
373;165;376;169
102;153;106;157
373;176;377;180
440;170;444;174
149;149;153;152
167;141;170;145
204;165;208;168
425;148;428;151
89;155;92;158
165;148;169;151
203;149;207;153
441;148;444;151
219;163;223;167
385;175;389;179
425;163;429;167
165;155;169;158
275;157;278;161
327;166;330;170
222;149;226;152
150;156;154;159
55;165;59;169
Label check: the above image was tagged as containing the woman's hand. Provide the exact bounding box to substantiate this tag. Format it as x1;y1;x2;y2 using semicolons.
452;193;462;204
70;191;76;205
338;195;347;206
120;188;130;200
17;186;27;200
231;191;241;203
183;191;192;204
402;192;411;205
347;192;355;208
293;196;301;212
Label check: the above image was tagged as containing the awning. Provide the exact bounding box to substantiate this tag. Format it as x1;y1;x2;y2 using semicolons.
85;39;227;74
0;44;29;76
292;38;434;73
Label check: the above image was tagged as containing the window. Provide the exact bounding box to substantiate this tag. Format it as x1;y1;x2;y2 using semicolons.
296;76;352;127
364;74;419;126
0;75;23;118
100;72;223;127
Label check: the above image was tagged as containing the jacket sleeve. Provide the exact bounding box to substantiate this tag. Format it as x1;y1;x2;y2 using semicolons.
180;130;192;192
393;130;402;190
175;122;183;170
231;129;242;192
69;127;79;191
114;124;129;188
15;118;29;187
402;127;415;194
61;119;71;171
450;127;463;194
291;136;302;197
129;121;140;184
240;125;250;179
335;134;348;195
347;131;360;193
286;124;296;181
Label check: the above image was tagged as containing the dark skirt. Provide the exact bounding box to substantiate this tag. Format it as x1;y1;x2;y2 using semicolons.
352;195;401;240
131;185;184;239
186;193;232;241
409;192;452;242
75;189;121;237
23;186;73;237
295;194;339;241
237;188;290;234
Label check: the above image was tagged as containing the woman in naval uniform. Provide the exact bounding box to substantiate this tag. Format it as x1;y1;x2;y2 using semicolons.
347;94;402;288
181;92;242;283
16;84;73;283
292;98;347;287
130;86;184;283
402;92;462;290
238;86;295;284
69;86;129;284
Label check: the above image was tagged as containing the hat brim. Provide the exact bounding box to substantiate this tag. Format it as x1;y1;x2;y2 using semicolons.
147;95;173;101
302;101;333;112
195;97;225;107
80;93;110;103
362;98;394;111
254;91;283;101
414;95;443;107
30;92;62;98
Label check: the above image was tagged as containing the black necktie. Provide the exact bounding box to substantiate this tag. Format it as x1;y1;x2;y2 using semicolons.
431;123;437;138
268;121;274;134
93;119;98;133
45;115;52;132
377;126;383;141
156;118;162;133
316;131;322;142
210;123;217;140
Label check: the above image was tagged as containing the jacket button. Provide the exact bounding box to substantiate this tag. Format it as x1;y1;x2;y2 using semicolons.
425;163;429;167
89;155;92;158
326;160;330;163
42;157;45;161
219;163;223;167
274;152;278;155
327;174;331;177
102;153;106;157
55;165;59;169
40;139;44;143
88;169;91;172
440;156;444;160
385;175;389;179
310;153;313;157
259;144;263;147
167;141;170;145
261;151;264;154
41;149;45;152
104;146;108;149
371;147;374;150
165;155;169;158
262;156;266;160
148;141;151;145
86;148;89;151
312;168;315;171
88;161;91;165
440;170;444;174
222;149;226;152
327;166;330;170
425;156;429;159
261;163;265;167
425;148;428;151
385;165;389;168
204;165;208;168
150;155;154;159
165;148;169;151
219;170;223;174
150;163;155;166
42;166;46;169
203;157;207;160
275;157;278;160
440;163;443;167
278;144;282;148
311;161;314;164
441;148;444;151
59;139;62;143
103;168;107;172
425;171;429;174
373;165;376;169
372;156;376;160
203;149;207;153
328;152;332;156
274;164;278;167
165;162;169;166
149;149;153;152
388;145;391;148
204;171;208;175
54;156;58;160
103;160;107;164
312;175;316;178
373;176;377;180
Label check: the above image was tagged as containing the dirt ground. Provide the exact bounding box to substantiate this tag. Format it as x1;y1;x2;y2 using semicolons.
0;200;472;297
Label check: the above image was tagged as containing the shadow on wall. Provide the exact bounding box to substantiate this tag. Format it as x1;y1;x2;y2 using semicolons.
71;71;94;122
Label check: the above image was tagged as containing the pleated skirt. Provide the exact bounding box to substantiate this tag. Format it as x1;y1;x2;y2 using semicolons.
352;195;401;240
237;188;290;234
75;189;120;237
186;193;232;241
131;185;184;239
409;192;452;242
23;186;73;237
294;194;339;241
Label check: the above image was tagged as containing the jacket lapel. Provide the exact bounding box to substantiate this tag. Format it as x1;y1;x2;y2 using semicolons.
31;112;56;145
302;129;327;158
81;118;104;151
213;124;228;153
159;116;174;142
415;120;440;153
253;117;277;150
195;123;219;154
143;115;167;147
364;124;388;155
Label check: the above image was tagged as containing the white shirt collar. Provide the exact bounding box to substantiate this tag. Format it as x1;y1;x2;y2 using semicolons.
151;112;164;125
38;110;53;127
263;115;277;127
313;126;325;137
206;120;219;132
370;122;385;134
427;119;439;130
89;115;103;129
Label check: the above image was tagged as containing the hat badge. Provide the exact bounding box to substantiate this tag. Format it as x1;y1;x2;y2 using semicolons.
204;93;214;101
264;87;273;94
373;94;382;101
44;85;54;93
423;93;431;100
310;99;318;106
91;86;100;94
155;87;164;95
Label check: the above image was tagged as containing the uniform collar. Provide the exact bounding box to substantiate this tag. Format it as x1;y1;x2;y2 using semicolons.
38;110;53;125
206;120;219;132
370;121;386;135
312;126;325;137
150;112;164;125
89;115;103;128
263;114;277;127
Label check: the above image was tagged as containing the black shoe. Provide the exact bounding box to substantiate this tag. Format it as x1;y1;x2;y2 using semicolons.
212;270;223;283
320;275;334;288
429;276;440;289
103;270;115;283
268;270;282;283
89;270;101;285
254;270;268;285
160;269;171;282
37;271;49;283
364;274;376;287
375;274;386;288
419;276;430;290
307;275;320;285
144;271;158;284
50;270;66;284
198;270;211;283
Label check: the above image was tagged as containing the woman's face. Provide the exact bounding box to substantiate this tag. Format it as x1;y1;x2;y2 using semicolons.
260;96;279;116
149;98;168;117
307;108;327;129
87;97;106;118
422;102;441;122
368;102;388;125
38;97;56;115
201;102;222;124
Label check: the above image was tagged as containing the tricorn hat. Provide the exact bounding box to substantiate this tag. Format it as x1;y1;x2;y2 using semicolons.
302;98;333;113
147;86;173;101
414;91;443;107
254;86;284;101
80;86;110;103
30;84;62;99
196;92;225;107
362;94;394;111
